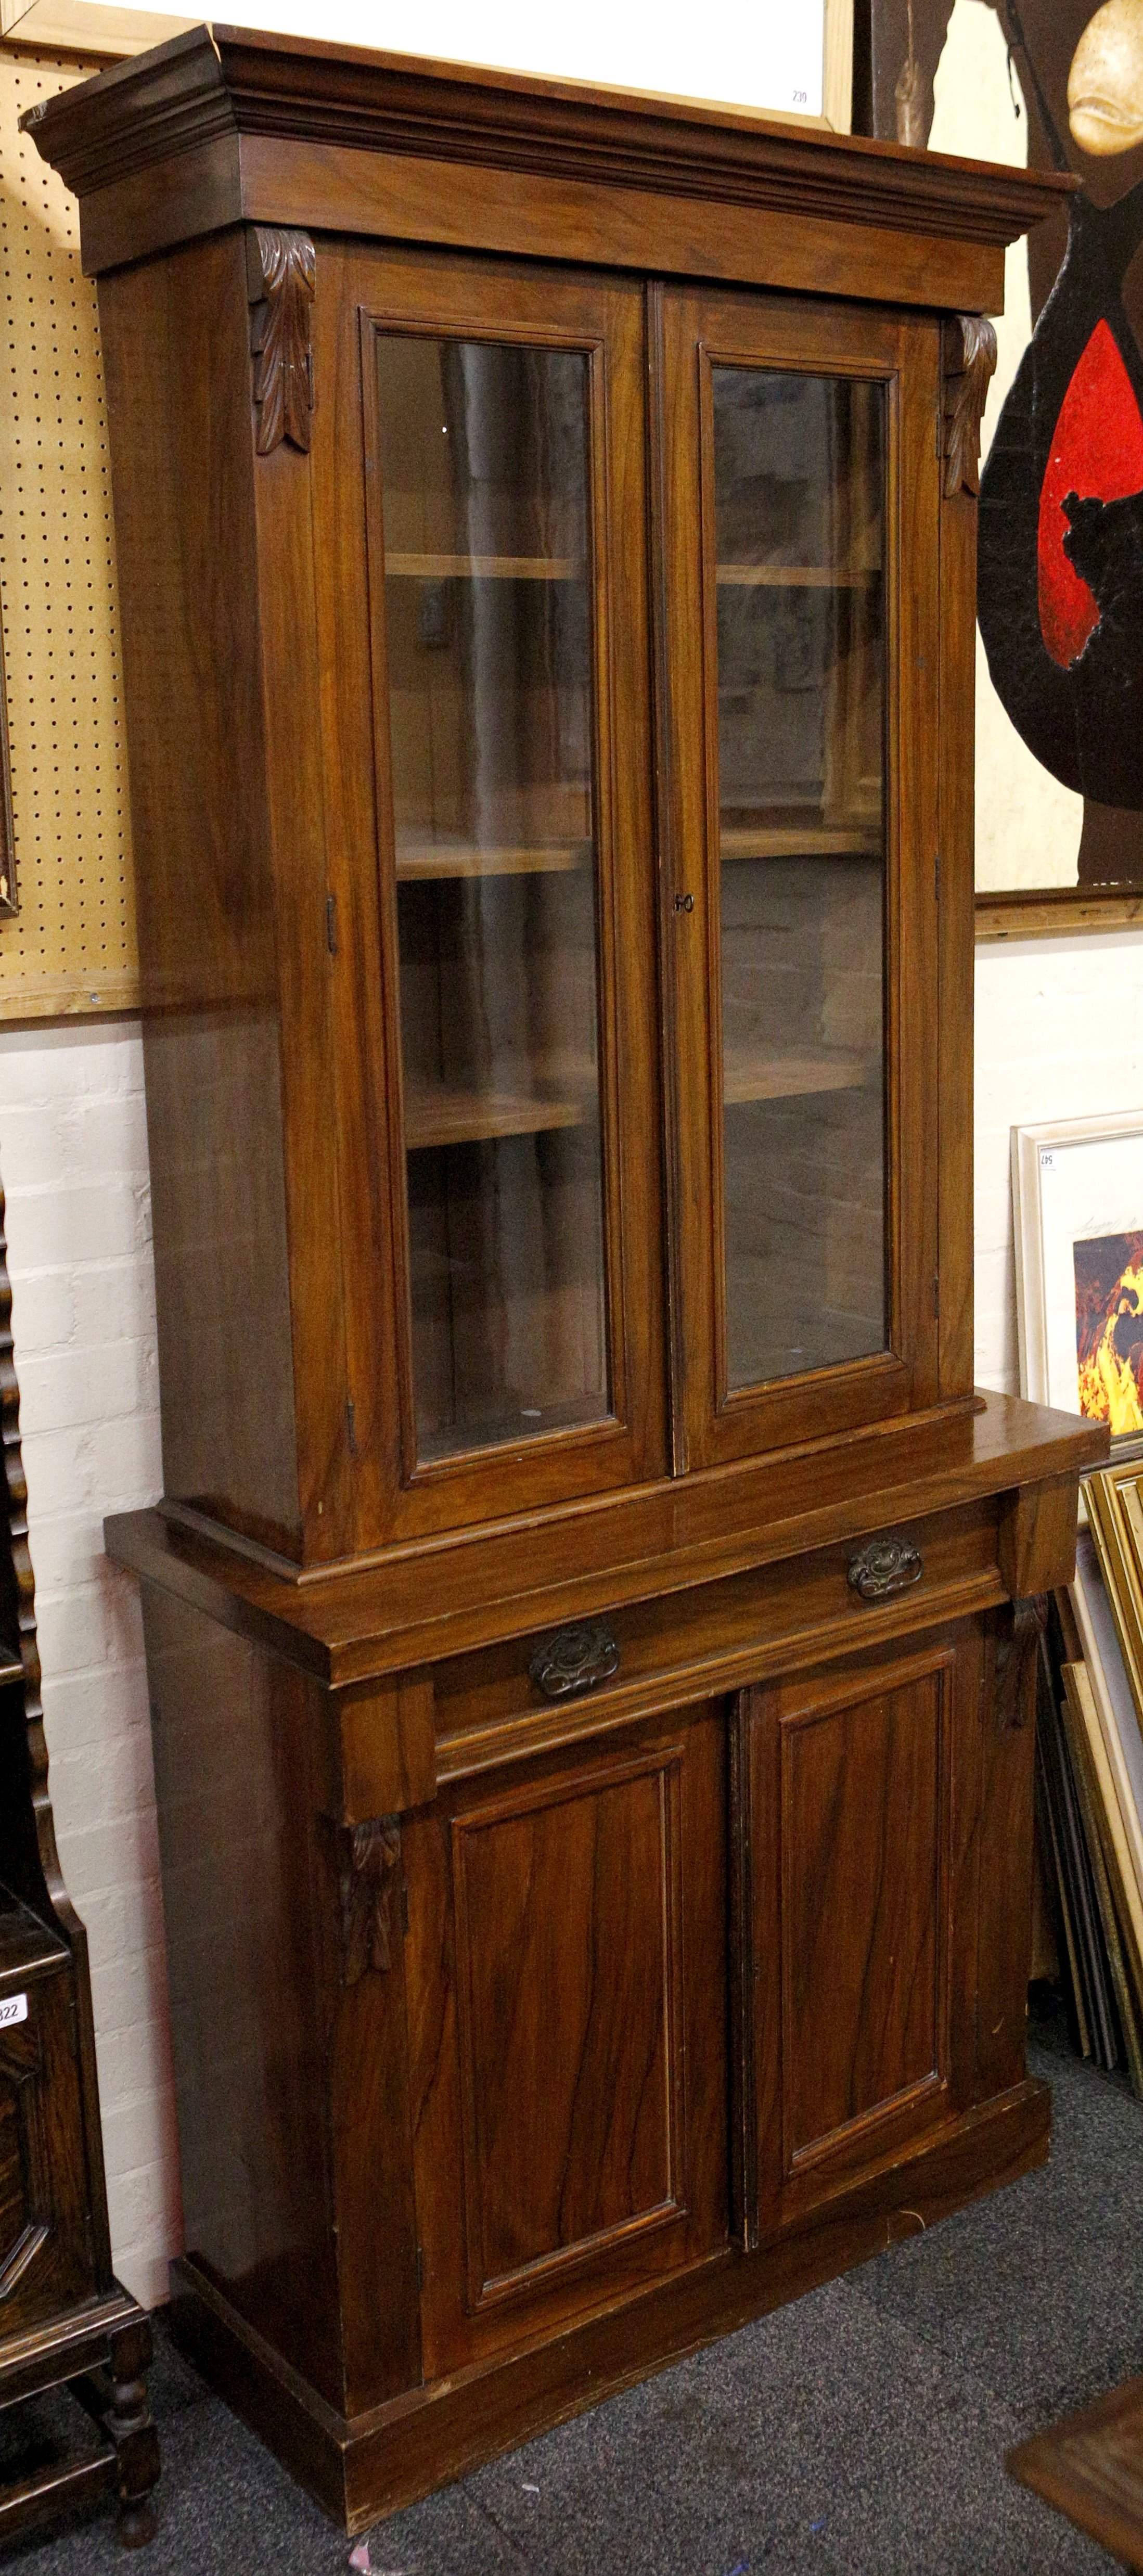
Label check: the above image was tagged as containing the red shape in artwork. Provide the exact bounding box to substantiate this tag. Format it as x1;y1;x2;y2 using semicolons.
1038;317;1143;667
1040;316;1143;664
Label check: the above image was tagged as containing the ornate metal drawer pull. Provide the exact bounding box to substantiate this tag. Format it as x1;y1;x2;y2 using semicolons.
847;1536;923;1601
529;1619;620;1700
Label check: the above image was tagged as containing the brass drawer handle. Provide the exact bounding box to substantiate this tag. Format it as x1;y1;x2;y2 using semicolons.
529;1619;620;1700
848;1536;923;1601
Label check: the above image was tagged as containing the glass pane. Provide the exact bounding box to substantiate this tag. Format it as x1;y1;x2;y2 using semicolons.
375;335;610;1464
712;367;887;1391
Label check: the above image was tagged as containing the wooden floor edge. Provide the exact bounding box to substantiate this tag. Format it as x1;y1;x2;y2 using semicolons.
169;2078;1051;2536
1006;2372;1143;2568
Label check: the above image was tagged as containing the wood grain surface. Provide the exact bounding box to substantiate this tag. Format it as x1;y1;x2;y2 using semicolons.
20;43;1103;2542
1008;2375;1143;2571
107;1392;1105;1685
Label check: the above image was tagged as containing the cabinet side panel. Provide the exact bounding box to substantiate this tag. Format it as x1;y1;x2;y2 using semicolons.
936;473;978;1399
97;243;301;1556
975;1605;1036;2098
140;1582;343;2405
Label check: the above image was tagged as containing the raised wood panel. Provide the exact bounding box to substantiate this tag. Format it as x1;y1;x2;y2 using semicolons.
0;2021;50;2304
741;1622;982;2240
780;1663;947;2169
404;1703;727;2376
0;1968;94;2335
452;1748;683;2309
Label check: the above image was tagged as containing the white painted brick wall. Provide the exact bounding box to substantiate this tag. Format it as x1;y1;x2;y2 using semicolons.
0;1018;177;2311
0;950;1140;2314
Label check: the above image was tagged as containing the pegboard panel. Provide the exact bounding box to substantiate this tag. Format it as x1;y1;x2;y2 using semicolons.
0;48;138;1019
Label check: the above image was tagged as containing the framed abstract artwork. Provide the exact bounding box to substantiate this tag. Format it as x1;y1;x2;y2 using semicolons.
1013;1111;1143;1458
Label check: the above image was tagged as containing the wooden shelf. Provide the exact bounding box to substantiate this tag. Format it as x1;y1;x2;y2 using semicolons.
716;564;879;588
720;824;881;860
405;1085;587;1149
396;842;592;880
724;1048;872;1104
385;553;583;581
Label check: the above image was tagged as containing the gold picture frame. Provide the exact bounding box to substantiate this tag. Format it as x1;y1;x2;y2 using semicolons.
1087;1463;1143;1732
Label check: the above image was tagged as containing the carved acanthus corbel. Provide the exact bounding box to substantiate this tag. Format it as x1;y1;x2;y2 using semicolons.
994;1595;1047;1733
942;314;998;499
335;1816;401;1985
247;226;316;456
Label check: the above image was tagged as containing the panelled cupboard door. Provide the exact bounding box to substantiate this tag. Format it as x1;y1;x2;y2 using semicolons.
402;1705;727;2376
654;286;941;1471
312;246;666;1548
731;1622;982;2247
0;1957;97;2333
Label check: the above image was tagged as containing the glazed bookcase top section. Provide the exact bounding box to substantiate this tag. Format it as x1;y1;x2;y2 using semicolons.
22;22;1072;275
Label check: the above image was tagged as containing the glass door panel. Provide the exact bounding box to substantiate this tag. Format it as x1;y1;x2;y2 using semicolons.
712;366;888;1393
375;334;609;1464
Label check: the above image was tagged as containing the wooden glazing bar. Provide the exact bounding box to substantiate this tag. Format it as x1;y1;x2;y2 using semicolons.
384;553;583;578
395;842;592;879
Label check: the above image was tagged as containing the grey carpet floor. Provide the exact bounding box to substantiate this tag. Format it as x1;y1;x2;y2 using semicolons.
7;1998;1141;2575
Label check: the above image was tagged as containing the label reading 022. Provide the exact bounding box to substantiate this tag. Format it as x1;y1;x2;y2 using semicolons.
0;1994;28;2029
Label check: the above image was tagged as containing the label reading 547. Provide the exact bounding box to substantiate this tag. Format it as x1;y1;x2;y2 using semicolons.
0;1994;29;2029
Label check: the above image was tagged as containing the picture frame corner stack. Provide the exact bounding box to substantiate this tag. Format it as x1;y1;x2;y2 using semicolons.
1011;1106;1143;2094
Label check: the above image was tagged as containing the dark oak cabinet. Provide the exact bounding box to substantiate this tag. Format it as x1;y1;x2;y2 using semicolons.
27;28;1102;2535
0;1187;159;2547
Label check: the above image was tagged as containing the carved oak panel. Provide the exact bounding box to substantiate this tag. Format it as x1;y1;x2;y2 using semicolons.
0;1966;93;2331
0;2028;49;2301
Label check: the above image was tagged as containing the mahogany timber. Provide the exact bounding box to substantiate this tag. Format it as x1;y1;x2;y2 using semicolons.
170;2074;1051;2536
998;1471;1082;1597
23;37;1102;2540
105;1392;1105;1684
25;25;1071;306
1008;2375;1143;2571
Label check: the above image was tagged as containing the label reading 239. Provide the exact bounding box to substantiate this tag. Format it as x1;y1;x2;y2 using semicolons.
0;1994;28;2029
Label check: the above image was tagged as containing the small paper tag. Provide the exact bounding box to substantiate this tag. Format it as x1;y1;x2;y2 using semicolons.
0;1994;29;2029
1040;1150;1057;1170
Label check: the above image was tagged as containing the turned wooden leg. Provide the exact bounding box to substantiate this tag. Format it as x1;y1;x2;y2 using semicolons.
106;2318;160;2548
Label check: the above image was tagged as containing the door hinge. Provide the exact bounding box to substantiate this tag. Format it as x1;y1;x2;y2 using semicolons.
933;1273;940;1318
934;849;940;905
326;893;338;957
345;1395;357;1456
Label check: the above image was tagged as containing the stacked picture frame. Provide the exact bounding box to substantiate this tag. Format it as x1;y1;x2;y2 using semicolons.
1014;1113;1143;2087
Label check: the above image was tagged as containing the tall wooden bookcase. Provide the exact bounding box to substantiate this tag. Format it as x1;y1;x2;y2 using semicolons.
28;29;1102;2536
